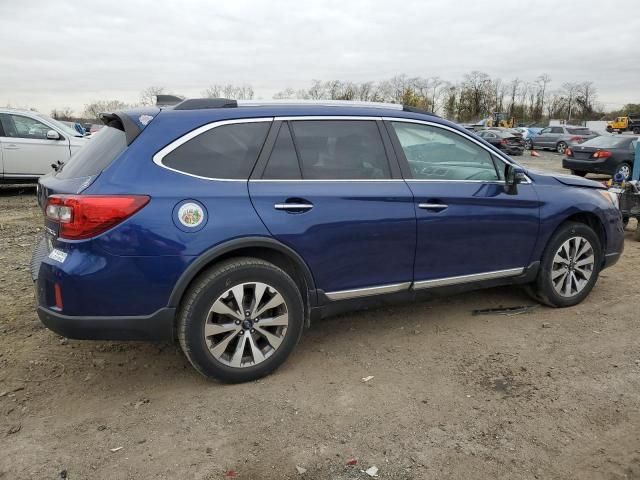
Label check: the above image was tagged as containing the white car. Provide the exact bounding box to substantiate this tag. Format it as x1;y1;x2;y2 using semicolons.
0;109;88;183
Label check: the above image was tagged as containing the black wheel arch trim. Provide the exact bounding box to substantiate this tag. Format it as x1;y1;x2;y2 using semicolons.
167;236;317;308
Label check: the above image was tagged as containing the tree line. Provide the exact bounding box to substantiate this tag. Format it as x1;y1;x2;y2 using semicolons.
49;73;634;125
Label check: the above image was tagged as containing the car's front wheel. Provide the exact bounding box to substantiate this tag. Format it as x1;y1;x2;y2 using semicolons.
526;222;602;307
525;139;533;150
178;257;304;383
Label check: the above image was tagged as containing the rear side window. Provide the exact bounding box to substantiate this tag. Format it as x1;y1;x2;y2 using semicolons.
289;120;390;179
56;126;126;179
162;122;270;179
567;128;590;135
550;127;563;134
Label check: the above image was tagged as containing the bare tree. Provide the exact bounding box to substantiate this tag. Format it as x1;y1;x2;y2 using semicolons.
83;100;128;120
50;107;74;121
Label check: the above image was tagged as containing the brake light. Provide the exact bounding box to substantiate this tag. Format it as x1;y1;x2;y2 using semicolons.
565;148;573;157
592;150;612;159
54;283;63;310
500;139;508;145
569;136;583;142
45;195;150;240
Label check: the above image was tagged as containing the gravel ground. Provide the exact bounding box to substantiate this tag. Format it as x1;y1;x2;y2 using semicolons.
1;153;639;479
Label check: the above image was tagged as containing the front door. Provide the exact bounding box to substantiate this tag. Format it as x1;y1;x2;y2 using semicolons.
386;120;540;286
0;113;69;177
249;119;416;298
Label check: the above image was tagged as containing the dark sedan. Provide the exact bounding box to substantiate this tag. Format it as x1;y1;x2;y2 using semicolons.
477;130;524;155
563;135;638;179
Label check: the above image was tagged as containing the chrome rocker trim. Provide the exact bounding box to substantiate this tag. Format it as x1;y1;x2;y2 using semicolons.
325;268;525;300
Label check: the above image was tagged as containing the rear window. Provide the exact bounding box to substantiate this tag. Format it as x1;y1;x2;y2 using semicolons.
56;126;126;179
582;136;631;148
162;122;270;179
567;128;591;135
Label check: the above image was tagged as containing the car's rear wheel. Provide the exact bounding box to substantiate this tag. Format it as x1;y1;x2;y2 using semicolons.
556;141;568;154
633;127;640;135
525;139;533;150
178;257;304;383
526;222;602;308
614;162;632;180
570;170;587;177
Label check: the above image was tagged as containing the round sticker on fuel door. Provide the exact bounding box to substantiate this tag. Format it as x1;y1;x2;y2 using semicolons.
173;200;207;232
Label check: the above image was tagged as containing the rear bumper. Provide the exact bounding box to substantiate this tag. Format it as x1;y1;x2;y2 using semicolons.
37;306;176;341
562;157;616;175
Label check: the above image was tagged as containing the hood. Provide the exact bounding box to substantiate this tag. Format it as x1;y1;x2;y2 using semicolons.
528;169;605;189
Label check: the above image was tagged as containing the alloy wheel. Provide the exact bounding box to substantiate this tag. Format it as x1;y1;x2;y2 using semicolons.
204;282;289;368
616;164;631;180
556;142;567;154
551;236;594;298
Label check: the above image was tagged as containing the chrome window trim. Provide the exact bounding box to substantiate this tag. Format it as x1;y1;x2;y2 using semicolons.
412;267;524;290
325;282;411;301
152;117;274;182
152;115;532;184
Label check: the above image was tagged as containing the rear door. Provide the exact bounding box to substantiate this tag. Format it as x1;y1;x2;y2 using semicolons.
249;118;416;298
0;113;69;177
386;120;540;286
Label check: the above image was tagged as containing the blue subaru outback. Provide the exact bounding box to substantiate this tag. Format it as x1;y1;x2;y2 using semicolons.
32;99;624;383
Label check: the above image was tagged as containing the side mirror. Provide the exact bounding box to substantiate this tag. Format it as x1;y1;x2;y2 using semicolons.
505;164;526;195
46;130;61;140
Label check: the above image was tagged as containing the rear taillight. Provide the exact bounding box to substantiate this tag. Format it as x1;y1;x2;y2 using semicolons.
45;195;150;240
565;148;573;157
500;139;508;145
592;150;612;159
569;136;583;142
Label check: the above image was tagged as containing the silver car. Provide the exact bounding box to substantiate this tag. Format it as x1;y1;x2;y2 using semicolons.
528;125;598;154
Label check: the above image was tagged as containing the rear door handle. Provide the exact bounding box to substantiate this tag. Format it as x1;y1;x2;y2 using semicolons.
274;202;314;212
418;203;448;211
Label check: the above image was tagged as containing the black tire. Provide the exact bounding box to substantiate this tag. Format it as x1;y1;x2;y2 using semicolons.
556;141;568;154
570;170;587;177
178;257;304;383
526;222;602;308
614;162;632;180
525;139;533;150
633;127;640;135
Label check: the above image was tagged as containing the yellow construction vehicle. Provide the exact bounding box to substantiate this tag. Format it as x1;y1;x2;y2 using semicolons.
606;116;640;134
485;112;516;128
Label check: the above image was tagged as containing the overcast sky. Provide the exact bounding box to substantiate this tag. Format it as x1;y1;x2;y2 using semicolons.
1;0;638;115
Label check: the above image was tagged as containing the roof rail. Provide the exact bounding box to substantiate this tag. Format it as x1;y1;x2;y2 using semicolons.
236;99;403;110
164;97;438;116
156;95;184;106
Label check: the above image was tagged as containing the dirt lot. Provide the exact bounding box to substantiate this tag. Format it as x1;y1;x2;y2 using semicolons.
1;151;639;479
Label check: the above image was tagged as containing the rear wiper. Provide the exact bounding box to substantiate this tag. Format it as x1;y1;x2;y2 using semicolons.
51;160;65;172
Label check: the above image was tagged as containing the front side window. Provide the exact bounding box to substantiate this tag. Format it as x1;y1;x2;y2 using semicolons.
162;121;270;179
391;122;500;181
289;120;390;179
0;114;52;140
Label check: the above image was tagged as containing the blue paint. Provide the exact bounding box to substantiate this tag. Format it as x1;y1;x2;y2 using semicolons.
633;140;640;180
35;104;625;322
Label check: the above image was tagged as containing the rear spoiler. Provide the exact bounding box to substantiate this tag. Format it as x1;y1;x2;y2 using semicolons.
99;107;159;145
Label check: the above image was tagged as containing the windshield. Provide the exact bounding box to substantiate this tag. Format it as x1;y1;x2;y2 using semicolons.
581;136;632;148
37;114;83;138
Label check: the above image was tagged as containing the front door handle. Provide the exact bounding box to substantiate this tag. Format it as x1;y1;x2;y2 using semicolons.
274;201;314;213
418;203;448;211
4;144;19;150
